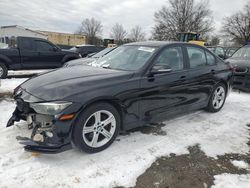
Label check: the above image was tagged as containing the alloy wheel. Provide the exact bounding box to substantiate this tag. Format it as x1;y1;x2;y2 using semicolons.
0;66;3;77
82;110;116;148
212;86;225;110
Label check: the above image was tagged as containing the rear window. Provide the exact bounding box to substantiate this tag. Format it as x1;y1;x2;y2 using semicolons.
21;38;35;51
36;41;54;51
187;47;206;68
206;51;216;65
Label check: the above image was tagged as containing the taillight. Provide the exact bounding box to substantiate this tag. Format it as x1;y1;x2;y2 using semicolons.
228;64;236;71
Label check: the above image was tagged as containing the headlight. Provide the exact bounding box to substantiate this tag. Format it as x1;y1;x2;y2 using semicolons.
14;87;42;103
30;101;72;115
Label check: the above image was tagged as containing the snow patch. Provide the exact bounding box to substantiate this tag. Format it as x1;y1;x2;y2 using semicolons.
212;173;250;188
231;160;250;170
0;78;27;93
8;70;49;76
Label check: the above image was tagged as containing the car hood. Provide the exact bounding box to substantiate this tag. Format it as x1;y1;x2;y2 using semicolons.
65;58;96;67
20;66;134;101
227;58;250;68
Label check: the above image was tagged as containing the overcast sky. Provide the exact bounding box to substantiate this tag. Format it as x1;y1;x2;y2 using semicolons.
0;0;247;38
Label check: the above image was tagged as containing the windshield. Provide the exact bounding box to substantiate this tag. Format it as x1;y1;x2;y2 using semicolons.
232;46;250;59
92;47;115;58
93;45;157;71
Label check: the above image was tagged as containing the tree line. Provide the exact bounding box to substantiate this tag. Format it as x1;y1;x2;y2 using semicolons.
76;19;145;45
76;0;250;46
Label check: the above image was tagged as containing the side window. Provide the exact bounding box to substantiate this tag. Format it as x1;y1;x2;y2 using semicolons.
36;41;54;52
155;46;184;71
21;39;35;51
215;47;224;56
206;51;216;65
87;46;96;53
187;47;206;68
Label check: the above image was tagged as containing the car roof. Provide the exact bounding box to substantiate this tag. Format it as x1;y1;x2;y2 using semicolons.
76;44;95;47
207;46;224;48
124;41;183;47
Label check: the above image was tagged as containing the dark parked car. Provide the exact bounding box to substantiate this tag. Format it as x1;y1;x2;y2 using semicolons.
64;47;116;67
207;46;226;59
0;37;80;78
227;45;250;91
225;47;240;58
69;44;105;57
7;42;233;154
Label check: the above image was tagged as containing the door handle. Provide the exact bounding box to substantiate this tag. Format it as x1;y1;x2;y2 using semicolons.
147;75;155;82
179;75;186;81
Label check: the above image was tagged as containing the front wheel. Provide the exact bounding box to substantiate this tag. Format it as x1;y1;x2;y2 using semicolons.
206;83;227;113
72;102;120;153
0;62;8;79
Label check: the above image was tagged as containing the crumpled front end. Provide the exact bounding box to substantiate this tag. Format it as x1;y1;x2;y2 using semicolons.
7;87;81;154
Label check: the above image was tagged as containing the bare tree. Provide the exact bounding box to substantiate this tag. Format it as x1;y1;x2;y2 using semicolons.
222;1;250;45
110;23;127;45
129;25;146;42
76;18;103;45
209;36;220;46
152;0;213;41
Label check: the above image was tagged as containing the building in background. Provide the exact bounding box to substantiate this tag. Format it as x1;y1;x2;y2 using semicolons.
40;31;87;47
0;25;47;44
0;25;87;47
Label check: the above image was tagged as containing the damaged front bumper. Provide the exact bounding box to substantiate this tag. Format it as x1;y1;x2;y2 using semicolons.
7;95;81;154
20;140;72;154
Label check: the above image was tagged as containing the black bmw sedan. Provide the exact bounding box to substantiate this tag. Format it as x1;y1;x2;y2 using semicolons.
7;41;233;154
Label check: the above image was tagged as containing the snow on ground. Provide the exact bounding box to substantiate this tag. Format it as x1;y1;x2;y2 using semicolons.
0;70;49;93
0;91;250;187
0;78;27;93
8;70;49;76
231;160;250;170
212;174;250;188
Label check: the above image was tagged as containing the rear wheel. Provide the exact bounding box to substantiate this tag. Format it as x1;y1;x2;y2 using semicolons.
206;83;226;112
0;62;8;79
72;102;120;153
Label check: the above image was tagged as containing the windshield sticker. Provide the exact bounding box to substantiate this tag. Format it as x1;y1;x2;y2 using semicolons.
138;47;155;53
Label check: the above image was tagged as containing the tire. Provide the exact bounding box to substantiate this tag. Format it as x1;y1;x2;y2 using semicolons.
72;102;120;153
206;83;227;113
0;62;8;79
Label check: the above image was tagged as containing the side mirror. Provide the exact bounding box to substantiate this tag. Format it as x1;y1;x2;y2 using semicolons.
150;64;172;75
53;46;59;52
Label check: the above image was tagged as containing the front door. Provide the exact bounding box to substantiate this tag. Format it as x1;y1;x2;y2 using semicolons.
139;45;192;123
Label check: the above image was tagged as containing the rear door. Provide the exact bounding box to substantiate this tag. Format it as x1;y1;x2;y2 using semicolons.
183;44;218;105
19;37;41;69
